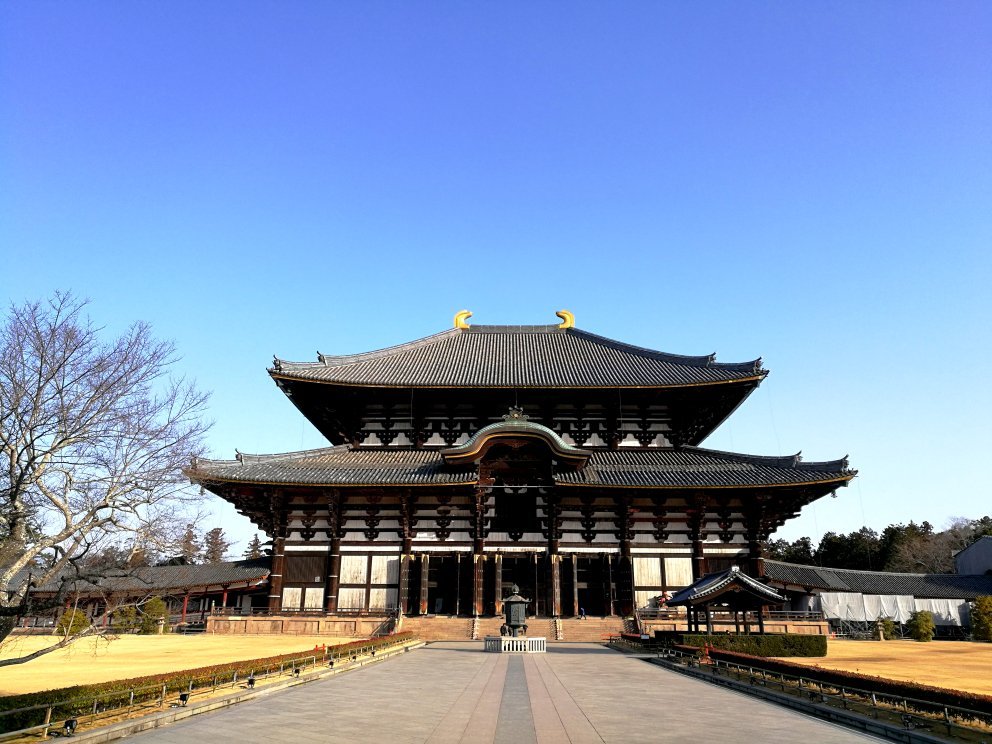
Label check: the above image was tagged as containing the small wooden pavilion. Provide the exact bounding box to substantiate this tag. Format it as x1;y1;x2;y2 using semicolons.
667;566;785;634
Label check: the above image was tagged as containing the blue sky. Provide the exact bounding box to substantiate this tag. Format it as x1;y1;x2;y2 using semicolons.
2;3;990;552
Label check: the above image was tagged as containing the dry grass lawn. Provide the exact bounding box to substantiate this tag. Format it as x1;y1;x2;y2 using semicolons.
0;634;351;696
781;639;992;696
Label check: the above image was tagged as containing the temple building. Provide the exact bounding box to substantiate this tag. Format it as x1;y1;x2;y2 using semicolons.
187;311;855;623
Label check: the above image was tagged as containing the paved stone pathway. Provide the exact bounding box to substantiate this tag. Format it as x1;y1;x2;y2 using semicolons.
125;643;879;743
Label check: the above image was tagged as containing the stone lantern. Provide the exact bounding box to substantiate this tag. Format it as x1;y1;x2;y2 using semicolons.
503;584;530;638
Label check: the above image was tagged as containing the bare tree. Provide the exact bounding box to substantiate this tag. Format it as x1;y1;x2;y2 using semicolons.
886;532;956;573
0;293;209;664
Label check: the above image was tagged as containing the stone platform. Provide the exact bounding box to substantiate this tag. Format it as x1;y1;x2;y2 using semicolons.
124;642;878;743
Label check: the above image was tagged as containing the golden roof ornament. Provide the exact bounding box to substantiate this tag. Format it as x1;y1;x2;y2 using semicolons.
556;310;575;329
453;310;472;329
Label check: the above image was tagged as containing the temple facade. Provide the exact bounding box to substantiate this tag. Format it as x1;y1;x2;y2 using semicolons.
188;311;855;620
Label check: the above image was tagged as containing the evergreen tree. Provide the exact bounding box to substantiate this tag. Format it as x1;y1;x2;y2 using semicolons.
815;527;881;571
178;524;200;565
971;596;992;642
243;534;264;560
202;527;231;563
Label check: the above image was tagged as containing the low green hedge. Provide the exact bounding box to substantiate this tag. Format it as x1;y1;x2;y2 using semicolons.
0;632;415;734
654;631;827;657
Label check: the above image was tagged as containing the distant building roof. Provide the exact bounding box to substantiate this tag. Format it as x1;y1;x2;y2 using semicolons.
21;559;271;597
765;560;992;599
189;445;853;490
270;325;765;389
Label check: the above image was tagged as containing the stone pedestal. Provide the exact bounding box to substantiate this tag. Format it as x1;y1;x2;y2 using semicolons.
484;636;546;653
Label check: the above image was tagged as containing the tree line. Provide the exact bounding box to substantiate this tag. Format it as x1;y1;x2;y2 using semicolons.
767;516;992;573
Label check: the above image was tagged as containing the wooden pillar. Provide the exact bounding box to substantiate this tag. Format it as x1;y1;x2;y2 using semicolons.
758;608;765;635
181;593;190;623
324;488;346;613
398;491;415;616
472;486;487;617
704;605;712;634
549;554;562;617
571;555;579;617
418;554;430;615
533;553;540;617
268;535;286;612
493;553;504;615
454;553;462;615
745;499;769;578
687;495;708;581
546;493;563;618
606;554;616;616
221;586;229;608
473;554;485;617
325;538;341;612
397;552;411;616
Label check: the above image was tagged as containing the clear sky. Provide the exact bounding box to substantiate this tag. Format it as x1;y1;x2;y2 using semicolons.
2;3;990;553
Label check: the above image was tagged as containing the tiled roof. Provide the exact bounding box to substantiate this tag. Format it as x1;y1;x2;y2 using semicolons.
765;560;992;599
191;447;477;486
270;325;765;388
188;446;853;489
668;566;785;605
19;559;271;596
560;448;852;488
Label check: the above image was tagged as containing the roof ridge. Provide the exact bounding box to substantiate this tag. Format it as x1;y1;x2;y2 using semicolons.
466;324;561;333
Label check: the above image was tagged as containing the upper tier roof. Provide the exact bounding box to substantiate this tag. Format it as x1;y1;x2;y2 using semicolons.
270;325;765;389
187;445;853;490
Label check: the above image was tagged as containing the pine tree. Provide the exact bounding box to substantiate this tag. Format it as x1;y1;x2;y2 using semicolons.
243;533;264;560
202;527;231;563
179;524;200;564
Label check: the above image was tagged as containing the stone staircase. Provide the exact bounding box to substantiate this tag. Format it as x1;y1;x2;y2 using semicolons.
399;615;629;642
557;616;628;642
473;617;506;639
399;615;474;641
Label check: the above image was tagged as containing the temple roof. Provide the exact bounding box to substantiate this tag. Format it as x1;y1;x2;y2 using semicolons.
15;559;271;596
187;446;853;490
667;566;786;606
270;325;765;389
764;560;992;599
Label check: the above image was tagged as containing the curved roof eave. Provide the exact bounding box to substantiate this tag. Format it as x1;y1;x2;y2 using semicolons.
440;419;590;465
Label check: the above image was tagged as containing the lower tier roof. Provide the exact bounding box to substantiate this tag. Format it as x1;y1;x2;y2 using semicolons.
188;446;854;490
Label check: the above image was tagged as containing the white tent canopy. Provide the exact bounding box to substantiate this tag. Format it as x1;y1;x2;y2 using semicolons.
815;593;968;626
